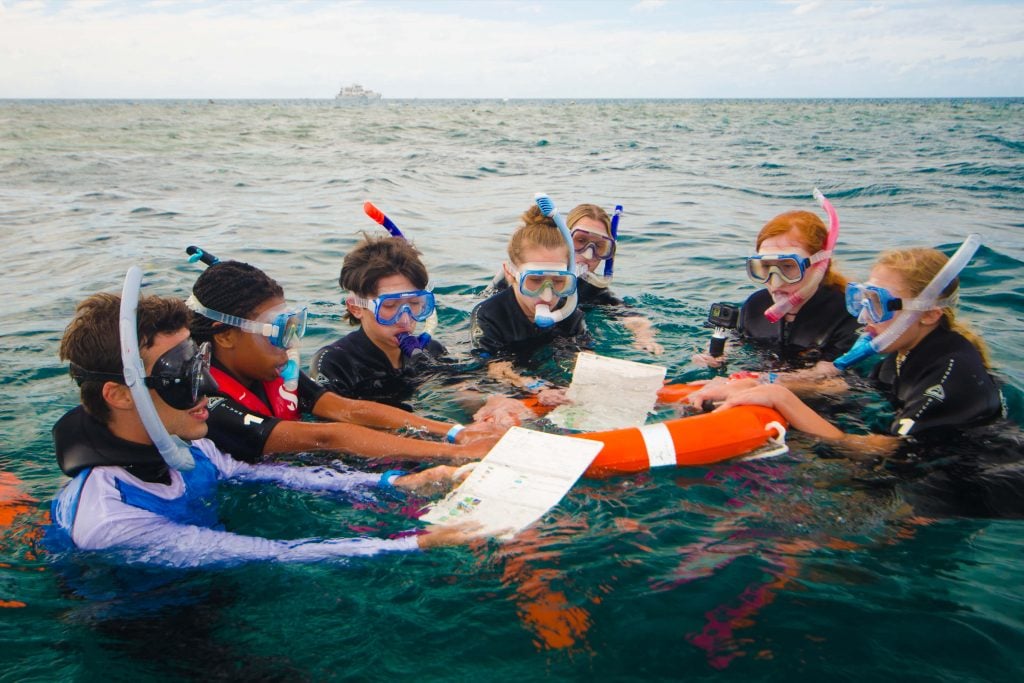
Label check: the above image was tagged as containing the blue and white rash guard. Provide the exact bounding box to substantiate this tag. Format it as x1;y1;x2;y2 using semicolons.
49;438;418;568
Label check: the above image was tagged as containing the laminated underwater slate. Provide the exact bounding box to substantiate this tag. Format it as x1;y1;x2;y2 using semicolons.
421;427;602;540
547;352;666;431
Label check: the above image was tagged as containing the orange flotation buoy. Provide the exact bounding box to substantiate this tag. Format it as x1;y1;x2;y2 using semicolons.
574;405;786;478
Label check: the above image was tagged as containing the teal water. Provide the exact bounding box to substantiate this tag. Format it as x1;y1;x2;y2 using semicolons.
1;99;1023;680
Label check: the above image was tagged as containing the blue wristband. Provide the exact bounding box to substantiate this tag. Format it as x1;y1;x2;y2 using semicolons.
524;379;547;393
379;469;407;489
446;424;465;443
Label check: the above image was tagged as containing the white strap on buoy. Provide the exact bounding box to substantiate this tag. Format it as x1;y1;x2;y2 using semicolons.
640;422;677;468
741;421;790;461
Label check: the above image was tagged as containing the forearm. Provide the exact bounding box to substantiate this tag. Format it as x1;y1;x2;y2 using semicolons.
770;386;845;439
312;392;454;439
265;420;471;463
112;521;419;567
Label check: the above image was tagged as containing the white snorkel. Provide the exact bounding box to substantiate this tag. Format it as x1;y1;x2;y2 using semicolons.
119;266;196;471
764;188;840;323
533;192;580;328
833;233;982;371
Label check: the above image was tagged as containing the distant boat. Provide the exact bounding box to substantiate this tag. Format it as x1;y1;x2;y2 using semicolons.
335;84;382;103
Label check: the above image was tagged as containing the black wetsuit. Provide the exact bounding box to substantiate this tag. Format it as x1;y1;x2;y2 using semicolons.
869;325;1004;438
737;286;860;365
469;287;590;361
310;327;448;410
205;362;325;463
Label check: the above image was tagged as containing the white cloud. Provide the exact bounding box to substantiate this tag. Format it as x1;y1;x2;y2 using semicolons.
0;0;1020;98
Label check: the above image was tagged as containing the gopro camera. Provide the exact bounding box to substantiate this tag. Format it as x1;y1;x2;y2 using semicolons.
706;302;739;358
707;302;739;330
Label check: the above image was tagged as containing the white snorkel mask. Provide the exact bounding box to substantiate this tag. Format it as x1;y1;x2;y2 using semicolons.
763;188;840;323
119;266;196;471
833;233;982;371
532;192;580;328
185;245;303;391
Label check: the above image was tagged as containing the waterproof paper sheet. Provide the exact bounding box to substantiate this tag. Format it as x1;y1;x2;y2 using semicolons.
420;427;603;540
546;352;667;431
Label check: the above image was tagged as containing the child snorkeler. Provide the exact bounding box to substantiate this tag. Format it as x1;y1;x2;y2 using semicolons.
565;203;663;354
484;202;662;355
470;202;590;404
311;235;447;409
187;258;502;465
694;204;860;370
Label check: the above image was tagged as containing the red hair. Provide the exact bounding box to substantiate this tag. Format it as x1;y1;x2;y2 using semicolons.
755;210;847;290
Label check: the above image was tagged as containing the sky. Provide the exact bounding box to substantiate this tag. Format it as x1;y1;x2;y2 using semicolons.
1;0;1021;99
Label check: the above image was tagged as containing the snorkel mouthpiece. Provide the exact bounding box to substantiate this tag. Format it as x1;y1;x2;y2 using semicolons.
119;266;196;471
281;348;300;392
763;188;839;323
832;233;982;371
532;192;580;327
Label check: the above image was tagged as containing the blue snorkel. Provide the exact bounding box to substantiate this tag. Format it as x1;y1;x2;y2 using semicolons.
361;202;437;357
120;266;196;471
603;204;622;280
833;233;982;371
185;246;300;391
533;192;580;328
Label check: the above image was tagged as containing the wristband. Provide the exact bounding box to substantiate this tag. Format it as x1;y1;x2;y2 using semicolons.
379;469;407;489
760;372;778;385
445;424;465;443
523;379;547;393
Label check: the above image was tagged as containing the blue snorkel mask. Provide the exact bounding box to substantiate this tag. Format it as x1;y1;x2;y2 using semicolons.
119;266;198;471
531;193;580;328
359;203;440;358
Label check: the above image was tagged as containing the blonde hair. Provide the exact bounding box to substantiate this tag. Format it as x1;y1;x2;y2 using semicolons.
756;210;847;290
507;204;569;265
566;203;611;235
876;247;991;367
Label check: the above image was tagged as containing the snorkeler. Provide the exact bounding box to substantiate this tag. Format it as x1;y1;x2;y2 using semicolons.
187;258;502;464
311;235;447;409
486;202;662;355
49;276;478;567
687;237;1004;455
695;195;860;369
469;196;590;403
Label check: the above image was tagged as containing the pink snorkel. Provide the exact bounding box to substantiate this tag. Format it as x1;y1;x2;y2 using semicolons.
763;188;840;323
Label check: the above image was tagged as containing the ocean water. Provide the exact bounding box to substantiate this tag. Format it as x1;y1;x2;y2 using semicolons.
1;99;1023;680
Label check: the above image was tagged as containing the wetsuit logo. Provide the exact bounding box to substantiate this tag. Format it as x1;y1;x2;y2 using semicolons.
923;384;946;402
278;384;298;411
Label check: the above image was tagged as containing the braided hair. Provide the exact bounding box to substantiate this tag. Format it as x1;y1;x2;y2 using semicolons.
189;260;283;344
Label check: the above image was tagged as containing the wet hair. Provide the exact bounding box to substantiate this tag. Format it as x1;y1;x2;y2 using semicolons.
339;235;429;325
59;292;190;423
755;210;847;290
189;260;284;344
566;203;611;235
507;204;570;265
875;247;991;367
